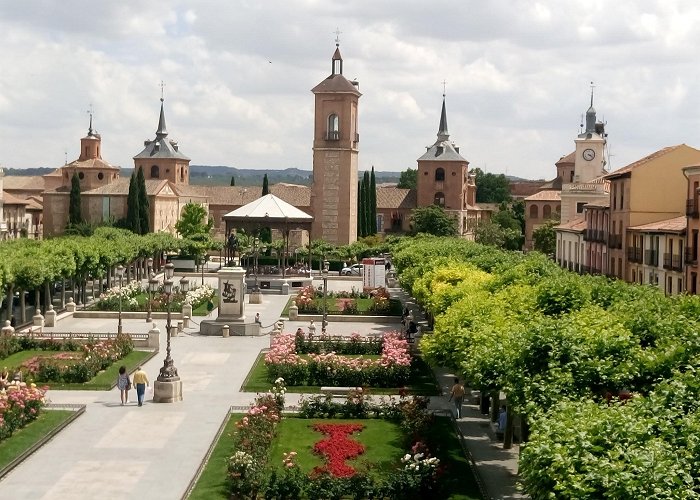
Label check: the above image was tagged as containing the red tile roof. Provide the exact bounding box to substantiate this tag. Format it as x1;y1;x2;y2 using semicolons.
628;215;686;233
524;190;561;202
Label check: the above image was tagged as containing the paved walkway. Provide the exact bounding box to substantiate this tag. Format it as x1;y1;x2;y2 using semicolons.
0;278;523;499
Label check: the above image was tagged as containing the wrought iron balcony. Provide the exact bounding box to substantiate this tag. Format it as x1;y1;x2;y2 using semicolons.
687;199;699;218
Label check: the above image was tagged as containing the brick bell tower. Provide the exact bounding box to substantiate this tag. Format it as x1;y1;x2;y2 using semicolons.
310;39;361;245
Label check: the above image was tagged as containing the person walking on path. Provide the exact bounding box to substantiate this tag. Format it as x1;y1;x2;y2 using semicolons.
132;366;149;407
117;366;130;406
448;378;466;419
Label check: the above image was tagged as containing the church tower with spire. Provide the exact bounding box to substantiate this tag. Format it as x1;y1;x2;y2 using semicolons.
134;96;191;185
416;95;474;235
310;39;361;245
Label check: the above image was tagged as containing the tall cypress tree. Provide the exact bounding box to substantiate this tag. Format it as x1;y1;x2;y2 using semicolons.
358;177;366;237
262;173;269;195
369;166;377;235
260;173;271;243
126;173;140;234
136;166;149;234
230;176;236;186
363;171;371;238
68;171;82;225
357;180;363;237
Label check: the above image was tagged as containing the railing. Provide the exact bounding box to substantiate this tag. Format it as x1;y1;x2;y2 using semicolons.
326;131;339;140
13;331;149;341
627;247;643;263
663;253;673;270
609;234;623;249
685;247;697;264
583;229;592;242
687;199;699;218
644;250;658;266
673;254;683;272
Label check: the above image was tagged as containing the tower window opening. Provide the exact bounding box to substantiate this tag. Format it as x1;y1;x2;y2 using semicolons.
434;192;445;208
435;168;445;181
327;114;339;140
151;165;160;179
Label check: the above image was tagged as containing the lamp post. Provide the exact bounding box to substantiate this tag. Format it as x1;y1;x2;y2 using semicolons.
201;256;205;286
147;273;157;323
321;260;329;333
147;257;153;280
254;237;260;291
180;276;190;296
157;276;179;381
116;264;125;335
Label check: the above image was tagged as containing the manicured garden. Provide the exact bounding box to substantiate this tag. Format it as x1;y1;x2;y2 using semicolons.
92;281;216;316
283;286;403;316
0;334;152;390
188;380;481;499
241;331;438;395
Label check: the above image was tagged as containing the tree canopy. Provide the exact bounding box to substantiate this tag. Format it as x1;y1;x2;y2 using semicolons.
68;172;82;226
174;203;213;238
474;168;511;203
397;168;417;190
410;205;457;236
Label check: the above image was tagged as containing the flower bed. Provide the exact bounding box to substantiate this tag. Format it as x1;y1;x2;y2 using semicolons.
0;384;47;442
265;332;411;387
292;286;401;316
93;283;215;312
226;380;444;499
1;334;134;384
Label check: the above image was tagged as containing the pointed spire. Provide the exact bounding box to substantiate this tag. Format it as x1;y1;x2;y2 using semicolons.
585;81;596;134
332;28;343;75
86;104;95;137
437;95;449;141
156;97;168;139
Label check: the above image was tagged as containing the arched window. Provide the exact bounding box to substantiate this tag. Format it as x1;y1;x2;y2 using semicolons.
151;165;160;178
435;168;445;181
529;204;539;219
543;205;551;219
327;114;339;140
434;192;445;207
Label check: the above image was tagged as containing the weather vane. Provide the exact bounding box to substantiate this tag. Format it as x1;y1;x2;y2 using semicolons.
442;79;447;97
160;80;166;101
333;27;342;46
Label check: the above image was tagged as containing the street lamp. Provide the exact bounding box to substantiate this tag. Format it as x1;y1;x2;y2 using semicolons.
157;277;180;382
180;276;190;295
116;265;125;335
147;273;157;323
147;257;154;279
254;237;260;291
321;260;329;333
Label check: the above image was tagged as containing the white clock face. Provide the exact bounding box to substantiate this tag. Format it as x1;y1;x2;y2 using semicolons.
583;149;595;161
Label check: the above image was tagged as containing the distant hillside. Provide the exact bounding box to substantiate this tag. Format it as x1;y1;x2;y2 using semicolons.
3;165;401;186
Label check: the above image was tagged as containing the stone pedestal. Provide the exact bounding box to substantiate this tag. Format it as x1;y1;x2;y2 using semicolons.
200;266;263;336
66;298;76;313
222;324;230;338
183;315;190;328
44;305;56;327
1;320;14;335
249;290;262;304
33;309;44;328
288;301;299;320
182;303;193;320
281;282;290;295
148;323;160;349
153;379;183;403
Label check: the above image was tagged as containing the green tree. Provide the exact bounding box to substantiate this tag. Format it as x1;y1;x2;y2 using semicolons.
358;178;366;237
490;203;525;250
410;206;457;236
363;171;372;237
230;175;235;186
533;220;558;255
175;203;213;238
474;220;507;247
126;173;141;234
260;174;272;243
474;168;511;203
262;173;269;196
136;166;149;234
397;168;417;190
68;172;82;226
369;166;377;235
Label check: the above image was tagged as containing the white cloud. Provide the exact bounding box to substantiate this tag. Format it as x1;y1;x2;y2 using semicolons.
1;0;700;180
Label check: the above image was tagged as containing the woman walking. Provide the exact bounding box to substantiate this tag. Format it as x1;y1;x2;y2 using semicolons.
116;365;131;405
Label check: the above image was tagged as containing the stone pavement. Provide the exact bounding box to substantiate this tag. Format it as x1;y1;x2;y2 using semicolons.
0;278;523;499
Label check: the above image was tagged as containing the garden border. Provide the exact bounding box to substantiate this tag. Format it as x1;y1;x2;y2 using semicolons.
0;403;86;480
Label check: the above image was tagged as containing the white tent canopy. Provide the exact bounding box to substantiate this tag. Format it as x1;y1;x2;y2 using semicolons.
223;194;313;223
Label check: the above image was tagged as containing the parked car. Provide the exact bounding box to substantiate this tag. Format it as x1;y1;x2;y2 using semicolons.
341;264;364;276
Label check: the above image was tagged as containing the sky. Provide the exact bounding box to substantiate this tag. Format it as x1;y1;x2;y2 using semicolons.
2;0;700;180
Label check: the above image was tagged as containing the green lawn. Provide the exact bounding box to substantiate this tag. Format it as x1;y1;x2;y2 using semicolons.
192;295;219;316
188;414;241;500
241;351;439;395
0;410;75;472
282;296;403;316
187;414;482;500
268;418;404;476
1;349;154;390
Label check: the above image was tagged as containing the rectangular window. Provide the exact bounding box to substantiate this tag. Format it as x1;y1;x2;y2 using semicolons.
576;202;586;214
376;214;384;233
679;278;683;294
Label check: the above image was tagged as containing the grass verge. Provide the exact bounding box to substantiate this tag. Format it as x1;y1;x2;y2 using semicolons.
241;351;439;395
0;410;74;472
193;295;219;316
281;296;402;316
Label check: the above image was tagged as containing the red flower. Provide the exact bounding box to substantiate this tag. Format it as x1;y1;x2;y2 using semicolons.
311;423;365;477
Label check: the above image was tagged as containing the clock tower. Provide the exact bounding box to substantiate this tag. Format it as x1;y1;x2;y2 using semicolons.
573;87;606;183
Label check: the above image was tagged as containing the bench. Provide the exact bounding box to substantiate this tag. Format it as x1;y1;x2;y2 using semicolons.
320;386;362;397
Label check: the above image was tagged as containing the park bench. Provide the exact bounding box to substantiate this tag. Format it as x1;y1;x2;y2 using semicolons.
320;386;362;397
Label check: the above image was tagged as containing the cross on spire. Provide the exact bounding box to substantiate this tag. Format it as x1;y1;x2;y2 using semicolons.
590;81;595;107
333;27;342;47
442;79;447;97
86;103;94;136
160;80;166;102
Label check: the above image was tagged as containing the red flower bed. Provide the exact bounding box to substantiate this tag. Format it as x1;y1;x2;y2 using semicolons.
312;423;365;478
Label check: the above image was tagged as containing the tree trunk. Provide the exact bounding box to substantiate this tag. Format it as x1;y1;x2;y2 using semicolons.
34;288;40;314
490;391;499;422
20;289;26;323
503;406;514;449
6;285;14;323
44;281;50;311
61;278;66;308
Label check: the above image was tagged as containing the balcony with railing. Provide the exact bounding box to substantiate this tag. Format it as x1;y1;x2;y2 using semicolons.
609;234;623;249
665;253;683;271
644;249;658;266
627;247;643;263
687;198;699;218
326;130;339;141
685;247;697;265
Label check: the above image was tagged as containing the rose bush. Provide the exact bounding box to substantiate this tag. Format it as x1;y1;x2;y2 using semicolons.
0;384;47;441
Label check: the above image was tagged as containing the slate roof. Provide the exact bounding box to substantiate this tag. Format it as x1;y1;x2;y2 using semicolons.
417;140;467;162
628;215;686;233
